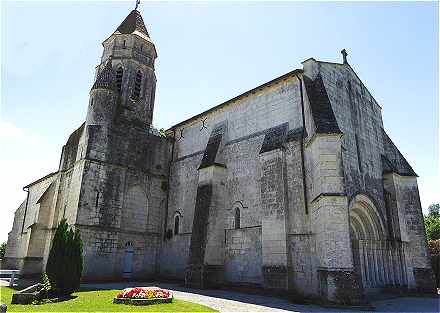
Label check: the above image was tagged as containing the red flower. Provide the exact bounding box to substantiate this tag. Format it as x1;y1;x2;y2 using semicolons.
115;287;172;300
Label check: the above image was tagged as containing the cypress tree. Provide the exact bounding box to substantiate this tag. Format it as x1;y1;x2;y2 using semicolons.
46;219;83;296
72;228;84;291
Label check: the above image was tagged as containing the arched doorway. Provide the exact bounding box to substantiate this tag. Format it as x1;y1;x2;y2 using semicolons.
349;194;407;291
122;242;134;278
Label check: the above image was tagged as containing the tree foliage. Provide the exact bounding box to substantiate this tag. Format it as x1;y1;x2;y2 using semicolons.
46;219;83;296
429;203;440;217
0;242;6;258
425;204;440;241
159;128;167;137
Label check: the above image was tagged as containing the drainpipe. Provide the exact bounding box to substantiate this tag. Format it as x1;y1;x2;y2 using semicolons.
295;74;309;215
21;186;30;233
163;129;176;239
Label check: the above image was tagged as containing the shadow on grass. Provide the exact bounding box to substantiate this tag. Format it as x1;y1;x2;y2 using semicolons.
33;295;78;305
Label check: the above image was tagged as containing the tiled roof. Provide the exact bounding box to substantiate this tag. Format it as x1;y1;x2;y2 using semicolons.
92;60;116;91
199;123;227;169
303;74;342;135
116;10;149;37
259;123;289;154
381;130;417;177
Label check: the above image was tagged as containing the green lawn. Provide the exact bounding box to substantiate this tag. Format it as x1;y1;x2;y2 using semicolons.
0;287;217;312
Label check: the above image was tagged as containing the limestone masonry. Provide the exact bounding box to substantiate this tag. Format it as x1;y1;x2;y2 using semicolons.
4;9;436;304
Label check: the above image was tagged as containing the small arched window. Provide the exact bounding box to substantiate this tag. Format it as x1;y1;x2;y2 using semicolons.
116;67;123;93
123;40;126;49
90;98;94;106
132;70;142;100
234;207;240;229
174;215;180;235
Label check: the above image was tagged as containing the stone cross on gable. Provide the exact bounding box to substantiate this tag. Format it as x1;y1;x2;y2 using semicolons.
135;0;140;10
341;49;348;64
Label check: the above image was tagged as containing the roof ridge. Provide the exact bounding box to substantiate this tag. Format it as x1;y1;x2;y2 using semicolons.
168;69;303;130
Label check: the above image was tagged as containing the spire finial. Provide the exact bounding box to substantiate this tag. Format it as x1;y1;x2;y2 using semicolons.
135;0;140;11
341;49;348;64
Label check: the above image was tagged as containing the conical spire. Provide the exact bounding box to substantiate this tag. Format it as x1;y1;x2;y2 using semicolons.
116;10;149;38
92;59;116;91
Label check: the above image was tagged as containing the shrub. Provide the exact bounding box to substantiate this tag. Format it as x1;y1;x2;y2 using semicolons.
42;272;51;293
424;213;440;241
46;219;83;296
428;240;440;288
159;128;167;137
35;272;52;301
0;242;6;258
429;203;440;216
431;255;440;288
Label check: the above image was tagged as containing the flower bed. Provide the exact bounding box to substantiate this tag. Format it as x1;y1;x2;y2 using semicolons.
113;287;173;305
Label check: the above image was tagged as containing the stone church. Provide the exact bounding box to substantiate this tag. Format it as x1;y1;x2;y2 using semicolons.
4;8;435;304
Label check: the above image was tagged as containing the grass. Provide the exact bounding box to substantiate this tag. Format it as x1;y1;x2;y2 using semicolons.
0;286;218;312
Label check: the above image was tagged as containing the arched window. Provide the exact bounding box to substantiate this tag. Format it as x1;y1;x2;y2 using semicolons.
234;207;240;229
90;98;94;106
231;201;246;229
174;215;180;235
116;67;123;93
132;70;142;100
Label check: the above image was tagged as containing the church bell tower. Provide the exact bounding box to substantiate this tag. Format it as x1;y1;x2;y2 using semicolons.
89;8;157;128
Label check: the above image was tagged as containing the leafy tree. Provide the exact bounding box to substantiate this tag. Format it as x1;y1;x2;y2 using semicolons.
0;242;6;258
425;212;440;241
429;203;440;217
46;219;83;296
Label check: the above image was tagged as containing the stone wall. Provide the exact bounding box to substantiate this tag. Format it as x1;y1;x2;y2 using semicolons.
159;234;192;280
4;200;27;268
160;75;305;287
302;59;434;298
75;99;171;280
4;173;59;274
383;174;435;292
78;225;160;281
224;227;263;286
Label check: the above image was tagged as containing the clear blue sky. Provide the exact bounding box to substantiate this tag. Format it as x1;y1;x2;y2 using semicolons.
0;1;438;242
